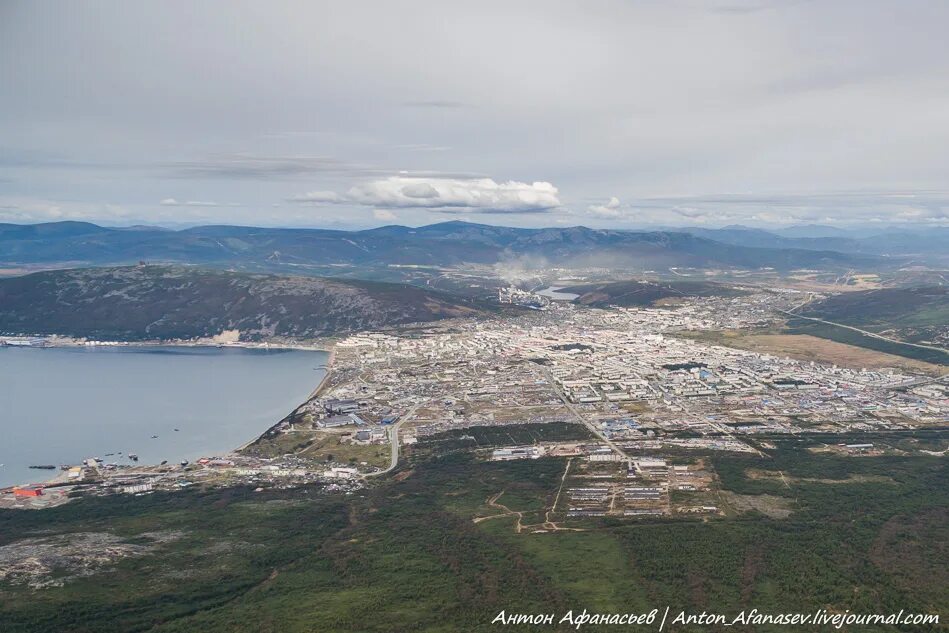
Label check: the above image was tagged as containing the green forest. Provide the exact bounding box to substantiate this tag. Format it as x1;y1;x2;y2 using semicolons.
1;432;946;632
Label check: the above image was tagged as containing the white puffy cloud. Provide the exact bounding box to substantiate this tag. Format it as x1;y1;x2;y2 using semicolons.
290;177;561;214
588;196;622;218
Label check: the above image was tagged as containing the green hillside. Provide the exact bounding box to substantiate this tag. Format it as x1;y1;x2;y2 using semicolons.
0;265;489;341
797;286;949;349
561;280;745;307
0;430;946;632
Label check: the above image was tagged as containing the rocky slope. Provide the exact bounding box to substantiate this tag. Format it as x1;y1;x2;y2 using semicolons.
0;265;488;340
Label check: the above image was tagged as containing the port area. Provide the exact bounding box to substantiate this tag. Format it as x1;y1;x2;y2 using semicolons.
0;449;368;511
0;486;73;510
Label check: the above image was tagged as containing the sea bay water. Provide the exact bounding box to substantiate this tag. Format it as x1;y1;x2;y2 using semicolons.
0;346;327;488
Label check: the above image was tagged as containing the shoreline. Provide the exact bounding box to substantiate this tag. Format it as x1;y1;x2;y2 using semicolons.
1;340;337;491
0;334;333;353
235;346;338;454
310;346;337;398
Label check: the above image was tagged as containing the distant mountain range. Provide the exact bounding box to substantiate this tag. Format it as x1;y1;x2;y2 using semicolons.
0;265;489;341
0;220;893;272
669;224;949;259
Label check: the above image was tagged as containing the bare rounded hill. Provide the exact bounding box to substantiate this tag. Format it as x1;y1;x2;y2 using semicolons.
0;265;488;341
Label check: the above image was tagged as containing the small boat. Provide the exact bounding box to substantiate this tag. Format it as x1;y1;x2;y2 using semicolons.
151;435;159;439
160;460;168;465
128;453;139;461
29;464;56;470
179;460;189;466
174;428;180;432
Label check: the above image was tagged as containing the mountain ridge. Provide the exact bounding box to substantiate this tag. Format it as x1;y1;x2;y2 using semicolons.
0;220;886;271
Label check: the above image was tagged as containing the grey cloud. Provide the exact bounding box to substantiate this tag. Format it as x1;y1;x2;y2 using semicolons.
2;1;948;228
613;191;949;226
705;0;813;14
401;182;440;199
0;148;128;172
0;151;364;183
401;100;470;109
286;191;343;204
163;154;377;180
2;147;481;183
391;144;452;152
644;191;949;209
159;198;241;207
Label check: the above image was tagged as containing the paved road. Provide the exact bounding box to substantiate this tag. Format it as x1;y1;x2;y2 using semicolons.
779;309;949;356
885;372;949;390
542;369;631;463
364;405;417;478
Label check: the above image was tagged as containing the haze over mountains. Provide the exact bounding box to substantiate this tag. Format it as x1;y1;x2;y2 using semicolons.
1;220;930;272
671;224;949;258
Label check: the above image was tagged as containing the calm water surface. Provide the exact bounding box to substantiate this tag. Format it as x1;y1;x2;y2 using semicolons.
537;286;580;301
0;346;326;488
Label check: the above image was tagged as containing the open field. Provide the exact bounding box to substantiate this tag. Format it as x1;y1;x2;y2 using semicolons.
679;329;946;375
298;433;390;468
242;428;390;469
785;319;949;366
782;272;883;292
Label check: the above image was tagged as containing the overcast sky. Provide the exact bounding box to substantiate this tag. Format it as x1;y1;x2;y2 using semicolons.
2;0;948;230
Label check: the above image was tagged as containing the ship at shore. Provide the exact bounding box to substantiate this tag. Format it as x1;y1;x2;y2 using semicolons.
1;337;50;347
